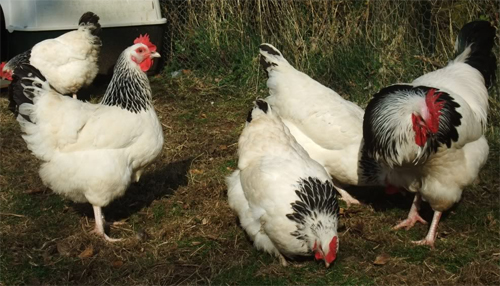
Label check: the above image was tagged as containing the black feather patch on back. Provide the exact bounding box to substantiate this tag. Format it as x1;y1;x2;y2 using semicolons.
255;99;269;113
259;44;281;75
246;100;269;123
7;50;32;115
286;177;339;241
78;11;101;35
259;55;277;76
455;20;497;88
363;85;462;162
358;144;383;185
246;109;253;123
10;64;47;121
259;44;281;56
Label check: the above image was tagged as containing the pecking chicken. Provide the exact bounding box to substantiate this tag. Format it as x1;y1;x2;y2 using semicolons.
227;99;340;267
362;21;496;247
11;34;163;242
259;43;384;206
2;11;101;115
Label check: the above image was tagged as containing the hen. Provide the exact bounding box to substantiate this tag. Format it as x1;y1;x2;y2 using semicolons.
11;35;163;241
227;99;340;267
2;11;101;114
259;44;384;205
362;21;496;247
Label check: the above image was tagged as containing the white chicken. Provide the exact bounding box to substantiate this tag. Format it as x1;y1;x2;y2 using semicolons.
3;11;101;114
11;34;163;242
362;21;496;247
259;44;384;206
227;99;340;267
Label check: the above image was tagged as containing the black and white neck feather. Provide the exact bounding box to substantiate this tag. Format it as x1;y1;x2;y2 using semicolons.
363;85;461;167
286;177;339;248
100;48;152;113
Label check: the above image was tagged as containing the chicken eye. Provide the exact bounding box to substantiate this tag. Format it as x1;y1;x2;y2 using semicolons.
137;48;144;53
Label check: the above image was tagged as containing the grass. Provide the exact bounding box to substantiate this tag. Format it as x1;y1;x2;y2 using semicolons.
1;1;499;284
1;65;499;285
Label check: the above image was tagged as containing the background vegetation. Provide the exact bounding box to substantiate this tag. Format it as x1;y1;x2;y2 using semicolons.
1;0;499;285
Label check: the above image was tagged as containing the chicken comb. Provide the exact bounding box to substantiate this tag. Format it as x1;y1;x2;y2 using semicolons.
134;34;157;52
0;62;13;81
425;88;445;133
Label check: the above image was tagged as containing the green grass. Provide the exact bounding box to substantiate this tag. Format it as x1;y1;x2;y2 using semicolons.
1;2;499;283
1;69;499;285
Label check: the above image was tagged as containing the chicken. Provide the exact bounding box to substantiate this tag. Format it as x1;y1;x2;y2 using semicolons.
259;44;384;206
227;99;340;267
362;21;496;247
2;11;101;115
11;34;163;242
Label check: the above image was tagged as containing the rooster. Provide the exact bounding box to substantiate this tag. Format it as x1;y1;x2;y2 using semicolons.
362;21;496;247
2;11;101;114
259;44;384;206
227;99;340;267
11;34;163;242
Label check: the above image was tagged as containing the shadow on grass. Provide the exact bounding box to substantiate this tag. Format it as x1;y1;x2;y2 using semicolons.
344;185;451;223
71;157;193;221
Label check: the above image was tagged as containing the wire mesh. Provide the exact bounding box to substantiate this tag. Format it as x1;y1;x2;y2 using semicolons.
158;0;499;104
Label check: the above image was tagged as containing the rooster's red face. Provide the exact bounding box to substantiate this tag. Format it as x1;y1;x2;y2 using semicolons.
131;44;161;72
411;89;444;147
313;236;338;268
0;62;13;81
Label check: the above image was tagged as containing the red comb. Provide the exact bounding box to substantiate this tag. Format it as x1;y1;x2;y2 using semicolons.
0;62;13;81
134;34;157;52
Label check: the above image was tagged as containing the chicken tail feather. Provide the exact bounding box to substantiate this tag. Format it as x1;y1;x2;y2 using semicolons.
79;11;101;36
11;64;49;122
454;20;497;88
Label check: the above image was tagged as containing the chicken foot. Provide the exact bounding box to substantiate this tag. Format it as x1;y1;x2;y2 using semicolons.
91;205;122;242
393;194;427;230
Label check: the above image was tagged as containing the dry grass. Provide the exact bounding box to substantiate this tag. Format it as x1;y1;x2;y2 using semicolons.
1;1;499;284
1;68;499;285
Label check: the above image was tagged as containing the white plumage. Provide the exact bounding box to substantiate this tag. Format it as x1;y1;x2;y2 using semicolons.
2;12;101;99
12;36;163;241
259;44;383;205
362;21;496;247
227;100;339;267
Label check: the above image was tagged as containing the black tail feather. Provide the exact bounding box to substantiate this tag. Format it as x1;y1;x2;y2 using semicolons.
78;11;101;35
455;20;497;88
9;64;46;120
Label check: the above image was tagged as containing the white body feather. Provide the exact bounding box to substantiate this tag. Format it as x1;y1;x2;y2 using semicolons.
378;48;490;211
260;45;373;186
17;69;163;207
227;105;335;258
29;25;100;95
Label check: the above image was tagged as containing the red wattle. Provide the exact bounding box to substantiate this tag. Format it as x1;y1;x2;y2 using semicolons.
325;236;337;263
139;58;153;72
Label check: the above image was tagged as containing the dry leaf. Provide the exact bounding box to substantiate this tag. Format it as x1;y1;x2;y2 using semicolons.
219;145;228;150
112;260;124;268
373;253;391;265
191;241;202;246
202;218;208;225
339;208;345;215
78;245;94;259
182;69;192;75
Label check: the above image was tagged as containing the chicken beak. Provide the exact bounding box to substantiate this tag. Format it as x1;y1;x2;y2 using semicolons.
151;52;161;58
325;261;330;268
